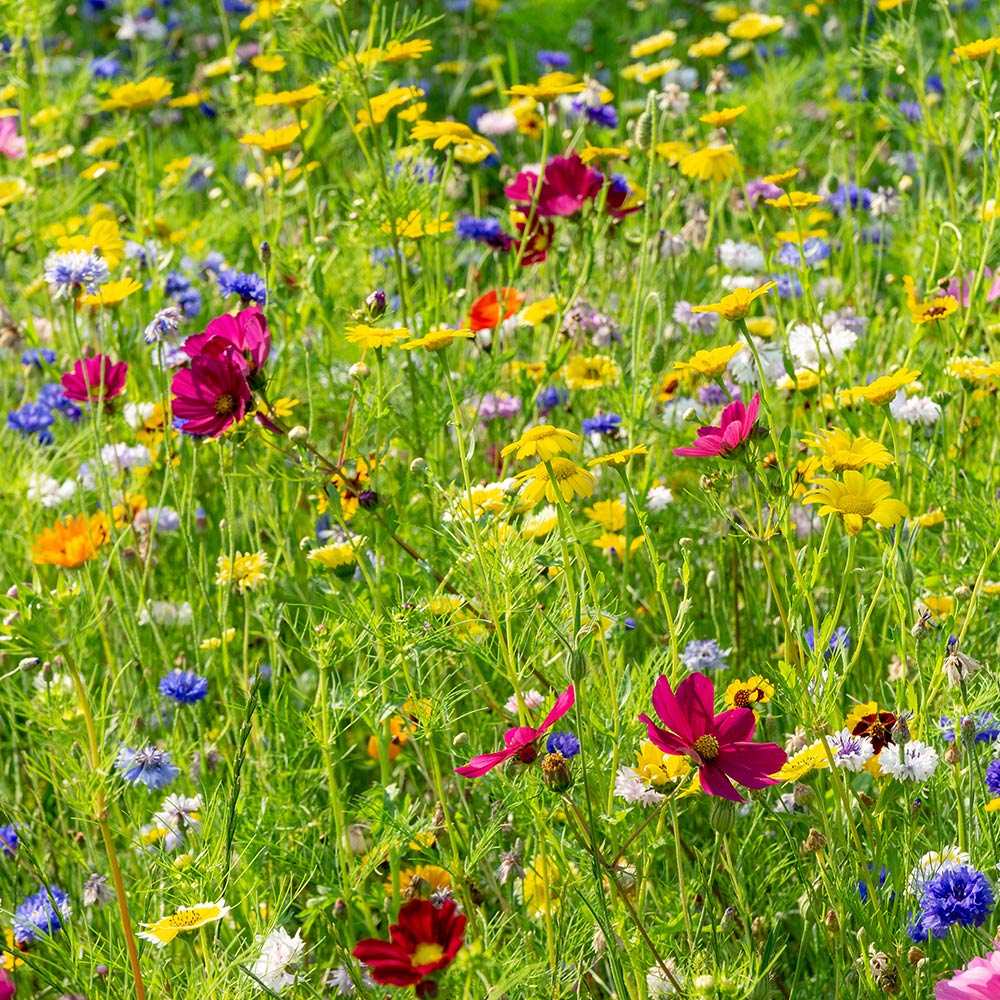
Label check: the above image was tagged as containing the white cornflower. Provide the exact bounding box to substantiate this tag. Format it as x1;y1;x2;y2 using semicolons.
154;794;203;851
908;847;970;895
729;337;784;385
123;401;158;430
249;926;306;993
717;240;765;272
26;474;77;508
646;485;674;512
138;600;193;627
475;109;518;136
889;391;941;426
826;729;875;772
787;320;857;369
613;767;665;807
144;305;183;344
878;741;939;782
135;507;181;533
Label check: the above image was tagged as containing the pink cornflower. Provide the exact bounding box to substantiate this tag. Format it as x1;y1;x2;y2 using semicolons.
170;352;252;437
935;948;1000;999
60;354;128;404
505;154;603;218
639;672;786;801
0;117;26;159
183;306;271;381
455;685;574;778
673;393;761;458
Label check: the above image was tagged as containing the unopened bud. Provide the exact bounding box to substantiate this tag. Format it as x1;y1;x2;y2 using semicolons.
801;827;826;854
945;741;961;765
906;947;924;966
541;752;572;792
349;361;370;381
259;240;271;265
410;457;429;474
709;797;737;835
288;425;308;443
452;732;468;746
365;289;387;318
954;584;972;600
649;341;665;373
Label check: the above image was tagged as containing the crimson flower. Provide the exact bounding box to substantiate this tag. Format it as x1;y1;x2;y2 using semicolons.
505;154;603;218
183;306;271;383
60;354;128;404
353;898;465;995
639;672;786;802
170;351;252;437
514;215;555;266
673;393;761;458
455;685;574;778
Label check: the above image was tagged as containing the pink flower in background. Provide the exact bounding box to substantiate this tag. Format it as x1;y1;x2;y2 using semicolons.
170;352;252;437
935;948;1000;998
455;685;575;777
0;117;26;159
673;393;761;458
943;269;1000;308
639;672;786;802
505;154;603;218
60;355;128;404
183;306;271;379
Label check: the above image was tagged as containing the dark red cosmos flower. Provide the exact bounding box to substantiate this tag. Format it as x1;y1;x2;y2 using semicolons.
60;354;128;404
170;351;252;437
505;154;603;218
353;898;465;995
514;215;555;266
639;672;786;802
183;306;271;382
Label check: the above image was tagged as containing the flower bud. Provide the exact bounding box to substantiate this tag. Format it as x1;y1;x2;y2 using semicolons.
649;341;665;374
709;797;738;835
410;457;429;474
288;424;308;443
541;751;572;792
365;289;387;318
259;241;271;265
349;361;370;381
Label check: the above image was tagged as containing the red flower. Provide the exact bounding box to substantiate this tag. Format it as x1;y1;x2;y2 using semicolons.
639;672;786;802
505;154;603;218
170;351;252;437
456;685;574;778
673;393;761;458
604;174;644;219
353;898;465;994
467;287;525;331
183;306;271;382
60;354;128;404
514;215;555;266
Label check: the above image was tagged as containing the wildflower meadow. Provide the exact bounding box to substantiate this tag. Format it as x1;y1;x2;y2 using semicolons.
3;0;1000;997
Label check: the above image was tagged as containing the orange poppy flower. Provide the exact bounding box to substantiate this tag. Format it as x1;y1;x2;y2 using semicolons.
467;287;525;331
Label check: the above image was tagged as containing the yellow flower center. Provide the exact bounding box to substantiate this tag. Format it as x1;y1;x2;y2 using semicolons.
835;493;874;516
411;942;445;967
693;735;720;761
215;393;236;417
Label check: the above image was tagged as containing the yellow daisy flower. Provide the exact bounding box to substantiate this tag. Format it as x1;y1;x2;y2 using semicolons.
254;84;323;108
238;122;304;154
673;343;745;377
803;471;907;536
78;277;143;308
679;144;737;183
764;191;824;209
630;30;677;59
801;428;895;472
344;325;410;350
699;105;746;127
504;72;586;101
99;77;173;112
138;900;230;947
562;354;620;390
515;459;595;506
953;37;1000;60
724;675;774;709
838;367;920;406
727;13;785;39
587;444;649;468
691;282;776;321
688;33;731;59
501;425;580;462
584;499;626;531
400;328;474;351
215;551;270;592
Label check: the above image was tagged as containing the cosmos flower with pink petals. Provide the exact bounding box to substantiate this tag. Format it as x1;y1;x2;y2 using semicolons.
673;393;761;458
935;948;1000;999
60;355;128;405
505;154;603;218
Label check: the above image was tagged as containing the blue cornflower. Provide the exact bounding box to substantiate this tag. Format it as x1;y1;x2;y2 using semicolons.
176;287;203;318
546;731;581;758
89;54;122;79
679;638;730;672
697;383;730;408
925;74;944;95
939;711;1000;744
14;885;71;944
537;386;567;414
908;865;994;942
827;183;874;215
165;271;191;296
585;104;618;128
986;759;1000;797
200;251;226;276
7;403;55;444
217;269;268;306
38;383;82;422
772;273;803;299
115;744;180;791
898;101;921;123
21;348;57;368
537;50;571;70
455;216;511;249
0;823;18;858
43;250;109;297
159;669;209;705
777;238;831;269
803;625;850;659
581;413;622;436
858;865;893;904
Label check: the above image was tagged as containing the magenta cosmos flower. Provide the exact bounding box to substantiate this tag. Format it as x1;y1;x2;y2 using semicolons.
639;672;786;802
0;117;26;159
60;354;128;404
935;949;1000;999
505;154;603;218
455;685;574;777
170;352;252;437
183;306;271;381
673;393;760;458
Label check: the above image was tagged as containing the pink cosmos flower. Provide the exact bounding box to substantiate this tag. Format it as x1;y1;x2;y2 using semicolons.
639;672;786;802
0;117;26;159
673;393;761;459
183;306;271;380
60;354;128;404
170;351;252;437
935;948;1000;999
505;154;603;218
943;269;1000;308
455;685;575;777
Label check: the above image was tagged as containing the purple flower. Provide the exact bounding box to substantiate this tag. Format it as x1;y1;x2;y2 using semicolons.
908;865;994;942
159;669;209;705
546;730;580;757
582;413;622;435
115;745;180;791
14;885;71;944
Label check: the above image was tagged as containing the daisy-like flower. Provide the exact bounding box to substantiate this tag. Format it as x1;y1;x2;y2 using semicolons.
802;471;907;536
514;458;595;506
679;145;738;184
238;122;304;154
400;328;474;351
673;344;745;378
952;37;1000;60
764;191;824;210
673;393;761;459
563;354;620;390
825;729;875;772
308;540;361;574
32;512;110;567
255;84;322;108
699;106;746;128
249;926;306;993
727;12;784;39
839;368;921;406
613;767;665;806
904;276;959;325
78;277;142;308
138;899;230;946
801;428;894;472
845;703;897;754
344;324;410;350
99;77;173;111
688;32;730;58
216;551;269;592
501;425;580;462
724;676;774;709
504;72;586;100
691;282;776;321
587;444;649;468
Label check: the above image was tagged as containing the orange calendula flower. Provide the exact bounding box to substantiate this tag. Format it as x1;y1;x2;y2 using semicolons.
367;716;412;762
32;513;110;567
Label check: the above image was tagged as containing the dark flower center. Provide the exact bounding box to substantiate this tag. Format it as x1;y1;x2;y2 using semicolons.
733;690;751;708
215;393;237;417
516;744;538;764
693;735;720;761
